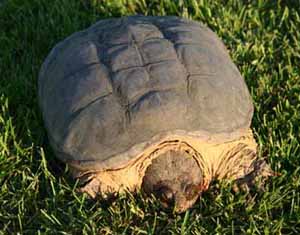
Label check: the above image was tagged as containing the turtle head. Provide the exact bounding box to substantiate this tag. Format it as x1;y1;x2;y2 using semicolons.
142;149;205;213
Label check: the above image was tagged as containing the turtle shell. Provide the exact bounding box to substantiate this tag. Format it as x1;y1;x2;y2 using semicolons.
38;16;253;171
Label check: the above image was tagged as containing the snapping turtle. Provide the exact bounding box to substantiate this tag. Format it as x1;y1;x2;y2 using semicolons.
38;16;273;213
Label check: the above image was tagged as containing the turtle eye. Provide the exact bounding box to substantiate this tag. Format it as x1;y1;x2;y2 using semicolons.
184;184;200;200
155;185;174;206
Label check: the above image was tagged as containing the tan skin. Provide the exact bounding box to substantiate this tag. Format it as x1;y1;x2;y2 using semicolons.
141;150;205;213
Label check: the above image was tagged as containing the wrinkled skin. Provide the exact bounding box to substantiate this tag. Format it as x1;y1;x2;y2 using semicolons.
141;150;205;213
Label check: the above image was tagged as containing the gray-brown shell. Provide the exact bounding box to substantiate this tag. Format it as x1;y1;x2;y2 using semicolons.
38;16;253;170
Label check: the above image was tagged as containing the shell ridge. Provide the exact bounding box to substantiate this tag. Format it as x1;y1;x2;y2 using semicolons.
125;23;150;124
93;22;144;126
62;92;113;140
151;21;190;98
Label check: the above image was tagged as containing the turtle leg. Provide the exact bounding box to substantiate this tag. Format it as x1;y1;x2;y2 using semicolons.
70;168;115;199
215;142;275;192
232;158;275;193
70;170;103;198
72;166;140;199
78;175;102;198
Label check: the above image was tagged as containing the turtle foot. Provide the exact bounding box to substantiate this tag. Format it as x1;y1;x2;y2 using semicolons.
77;173;101;198
232;159;277;193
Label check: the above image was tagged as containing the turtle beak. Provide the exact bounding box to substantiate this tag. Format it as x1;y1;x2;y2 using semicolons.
173;181;207;213
173;192;200;213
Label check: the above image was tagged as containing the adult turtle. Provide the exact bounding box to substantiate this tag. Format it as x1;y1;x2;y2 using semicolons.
38;16;273;213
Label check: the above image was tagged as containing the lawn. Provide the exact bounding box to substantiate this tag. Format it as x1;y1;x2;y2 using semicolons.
0;0;300;234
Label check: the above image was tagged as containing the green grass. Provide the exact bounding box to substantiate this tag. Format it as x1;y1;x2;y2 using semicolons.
0;0;300;234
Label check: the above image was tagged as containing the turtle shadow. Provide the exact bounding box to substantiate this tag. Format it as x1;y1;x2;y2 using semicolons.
2;74;68;180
